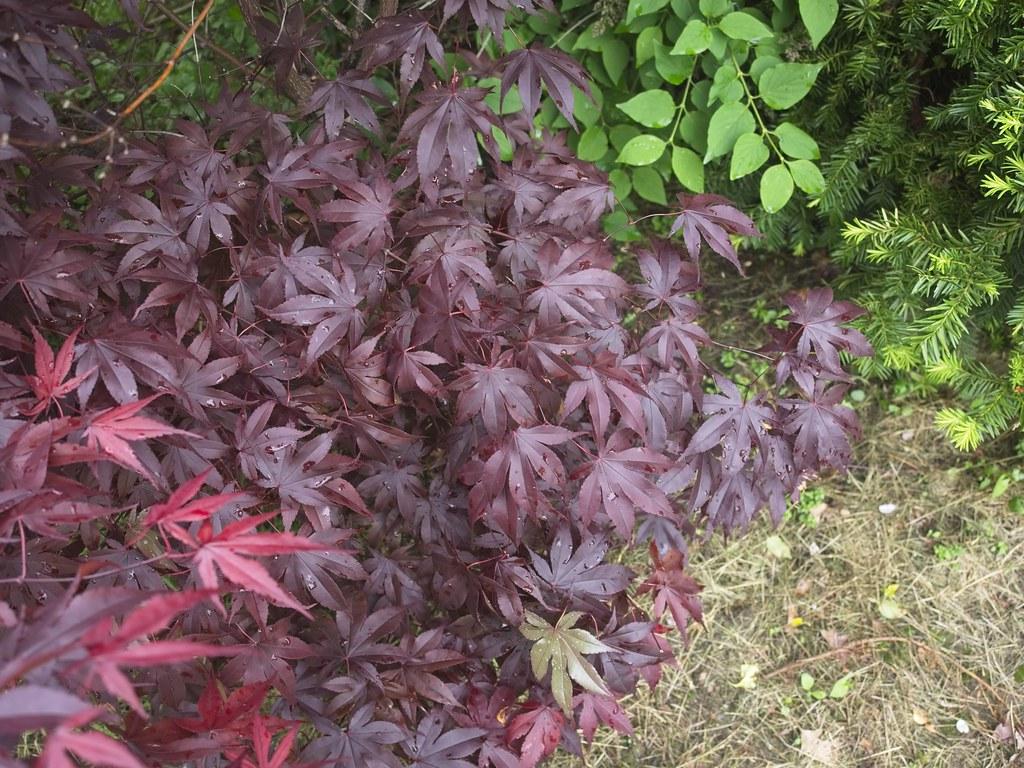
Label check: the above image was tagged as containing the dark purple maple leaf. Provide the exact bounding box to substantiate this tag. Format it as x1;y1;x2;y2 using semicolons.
684;377;776;473
526;240;627;328
668;193;759;272
399;85;499;195
452;357;537;436
529;527;630;606
499;47;590;127
357;12;446;94
577;430;674;537
306;71;383;137
782;382;860;471
321;176;395;255
402;713;484;768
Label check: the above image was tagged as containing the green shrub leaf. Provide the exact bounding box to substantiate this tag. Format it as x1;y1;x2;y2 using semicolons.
577;125;609;161
632;166;668;203
759;63;823;109
654;41;695;84
730;132;770;179
602;38;631;84
617;89;677;128
617;134;668;165
627;0;671;23
799;0;839;48
789;158;825;194
775;121;820;159
719;11;774;42
704;101;755;161
671;19;712;55
672;145;705;192
760;163;794;212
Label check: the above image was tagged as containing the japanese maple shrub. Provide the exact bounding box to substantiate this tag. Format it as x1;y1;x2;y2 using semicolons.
0;2;870;766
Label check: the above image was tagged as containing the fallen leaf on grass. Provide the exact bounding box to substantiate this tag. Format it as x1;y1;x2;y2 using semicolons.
733;663;759;690
765;534;791;559
800;729;838;765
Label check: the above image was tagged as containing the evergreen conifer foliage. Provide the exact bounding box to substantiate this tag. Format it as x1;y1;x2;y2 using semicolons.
0;2;868;765
805;1;1024;449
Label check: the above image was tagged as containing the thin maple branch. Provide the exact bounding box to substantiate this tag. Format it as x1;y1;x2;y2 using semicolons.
8;0;216;151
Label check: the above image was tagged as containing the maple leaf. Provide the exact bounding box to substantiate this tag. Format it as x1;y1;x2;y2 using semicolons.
499;46;590;127
640;316;710;371
0;235;94;317
357;12;446;94
143;468;248;546
451;358;537;436
773;287;873;391
563;355;648;440
82;395;194;480
81;590;235;715
684;377;776;472
262;262;364;367
108;193;193;274
634;240;701;317
306;71;383;137
668;193;759;272
529;527;630;606
574;692;633;742
577;429;674;537
321;176;395;254
506;705;564;768
782;383;860;471
24;327;94;416
519;610;614;715
398;85;499;194
191;511;326;616
401;713;484;768
302;702;405;767
470;425;574;532
38;709;146;768
637;543;703;640
526;239;627;328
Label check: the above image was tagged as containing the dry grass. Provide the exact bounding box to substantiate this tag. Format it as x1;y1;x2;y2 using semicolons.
554;392;1024;767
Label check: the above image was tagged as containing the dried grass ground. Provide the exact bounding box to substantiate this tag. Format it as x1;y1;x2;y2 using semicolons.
556;260;1024;767
557;404;1023;767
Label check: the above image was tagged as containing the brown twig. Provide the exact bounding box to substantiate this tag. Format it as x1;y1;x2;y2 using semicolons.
9;0;216;150
765;634;1008;713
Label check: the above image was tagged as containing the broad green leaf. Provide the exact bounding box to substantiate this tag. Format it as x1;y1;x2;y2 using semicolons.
636;26;663;65
527;11;561;34
573;84;603;127
729;132;769;179
602;39;631;85
759;63;823;109
617;134;667;165
799;0;838;47
520;610;614;715
672;146;705;192
627;0;671;23
800;672;815;691
708;64;738;105
750;53;782;81
760;163;794;212
671;19;712;55
671;0;696;16
603;209;641;241
577;125;609;161
775;121;819;159
491;126;514;162
719;11;774;42
789;158;825;194
609;123;642;151
632;166;667;204
678;110;709;153
707;27;729;60
764;534;791;559
829;674;854;700
481;78;523;115
654;41;694;85
704;101;755;162
699;0;730;17
608;168;632;198
617;89;677;128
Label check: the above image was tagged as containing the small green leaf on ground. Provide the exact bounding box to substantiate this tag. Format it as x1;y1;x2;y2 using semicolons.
765;534;792;559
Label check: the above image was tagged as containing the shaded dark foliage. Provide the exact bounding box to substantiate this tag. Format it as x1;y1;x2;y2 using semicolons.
0;2;870;766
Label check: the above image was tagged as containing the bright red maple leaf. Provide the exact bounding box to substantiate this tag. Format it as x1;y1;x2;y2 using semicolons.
506;704;563;768
25;327;94;416
82;395;194;480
